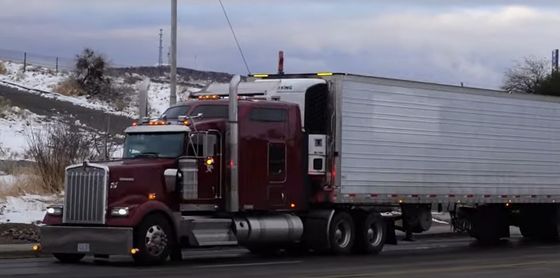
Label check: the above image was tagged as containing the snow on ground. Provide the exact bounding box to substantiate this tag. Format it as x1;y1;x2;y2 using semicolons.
0;194;61;224
0;107;47;160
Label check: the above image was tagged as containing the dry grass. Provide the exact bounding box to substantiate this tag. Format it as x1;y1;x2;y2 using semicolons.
54;78;84;96
0;167;45;199
0;62;7;75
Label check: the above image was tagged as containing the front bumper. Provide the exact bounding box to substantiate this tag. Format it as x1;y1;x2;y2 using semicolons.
40;226;133;255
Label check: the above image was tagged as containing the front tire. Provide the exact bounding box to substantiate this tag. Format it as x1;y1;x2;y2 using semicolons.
328;212;355;255
53;253;85;263
133;214;173;265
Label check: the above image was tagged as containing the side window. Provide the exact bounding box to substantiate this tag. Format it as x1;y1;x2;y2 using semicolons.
250;108;287;122
268;143;286;182
186;133;217;157
191;105;228;119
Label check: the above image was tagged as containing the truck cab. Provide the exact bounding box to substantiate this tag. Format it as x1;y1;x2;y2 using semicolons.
40;99;308;264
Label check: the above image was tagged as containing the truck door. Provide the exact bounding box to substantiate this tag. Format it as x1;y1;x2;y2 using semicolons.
183;132;222;203
267;142;287;207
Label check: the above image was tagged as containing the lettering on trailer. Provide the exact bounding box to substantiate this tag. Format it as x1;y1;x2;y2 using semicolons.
278;85;293;91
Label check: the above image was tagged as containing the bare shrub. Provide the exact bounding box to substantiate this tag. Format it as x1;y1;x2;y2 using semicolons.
0;167;45;198
54;78;85;96
0;62;7;75
26;124;96;193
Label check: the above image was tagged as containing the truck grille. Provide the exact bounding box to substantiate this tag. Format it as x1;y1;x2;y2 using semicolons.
63;164;108;224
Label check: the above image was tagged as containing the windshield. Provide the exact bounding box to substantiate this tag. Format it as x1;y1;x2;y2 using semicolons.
123;132;184;158
161;105;190;119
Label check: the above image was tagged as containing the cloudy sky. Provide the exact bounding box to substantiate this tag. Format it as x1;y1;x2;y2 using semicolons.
1;0;560;89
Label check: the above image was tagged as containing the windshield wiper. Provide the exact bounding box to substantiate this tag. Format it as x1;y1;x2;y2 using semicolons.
132;152;160;158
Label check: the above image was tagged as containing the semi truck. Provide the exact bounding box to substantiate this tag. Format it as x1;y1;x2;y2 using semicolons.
39;73;560;264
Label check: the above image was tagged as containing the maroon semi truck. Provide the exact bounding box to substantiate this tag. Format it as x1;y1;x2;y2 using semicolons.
40;73;560;264
40;74;394;265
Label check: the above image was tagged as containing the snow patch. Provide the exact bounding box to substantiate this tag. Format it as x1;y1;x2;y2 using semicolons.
0;194;61;224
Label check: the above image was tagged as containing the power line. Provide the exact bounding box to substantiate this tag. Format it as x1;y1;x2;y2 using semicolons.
218;0;251;75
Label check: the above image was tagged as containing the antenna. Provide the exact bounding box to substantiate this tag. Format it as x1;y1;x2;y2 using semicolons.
158;29;164;67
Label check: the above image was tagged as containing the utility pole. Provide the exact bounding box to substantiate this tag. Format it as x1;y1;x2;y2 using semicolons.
553;49;559;74
158;29;164;67
170;0;177;106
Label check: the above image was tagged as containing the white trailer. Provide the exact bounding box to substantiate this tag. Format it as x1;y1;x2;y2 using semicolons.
198;72;560;244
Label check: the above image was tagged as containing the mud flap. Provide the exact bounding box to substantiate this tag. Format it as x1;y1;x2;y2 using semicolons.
384;217;397;245
302;209;335;251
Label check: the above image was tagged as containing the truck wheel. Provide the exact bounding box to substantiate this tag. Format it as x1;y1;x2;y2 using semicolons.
53;253;85;263
354;211;386;255
538;206;560;241
133;214;172;265
328;211;355;255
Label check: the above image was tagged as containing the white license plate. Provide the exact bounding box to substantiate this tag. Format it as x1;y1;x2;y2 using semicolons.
77;243;90;253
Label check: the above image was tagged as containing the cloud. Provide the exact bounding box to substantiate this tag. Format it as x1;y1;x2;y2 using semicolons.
1;2;560;89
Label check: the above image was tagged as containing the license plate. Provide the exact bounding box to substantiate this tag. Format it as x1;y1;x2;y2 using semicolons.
77;243;90;253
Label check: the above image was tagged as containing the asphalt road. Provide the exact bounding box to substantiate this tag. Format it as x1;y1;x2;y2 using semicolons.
2;234;560;278
0;83;133;136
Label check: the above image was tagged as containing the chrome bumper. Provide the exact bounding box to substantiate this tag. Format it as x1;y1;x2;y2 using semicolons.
40;226;133;255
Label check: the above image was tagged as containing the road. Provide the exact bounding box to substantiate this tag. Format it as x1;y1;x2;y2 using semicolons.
2;233;560;278
0;83;132;136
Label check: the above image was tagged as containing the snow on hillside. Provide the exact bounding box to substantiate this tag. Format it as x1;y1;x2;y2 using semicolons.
0;60;203;118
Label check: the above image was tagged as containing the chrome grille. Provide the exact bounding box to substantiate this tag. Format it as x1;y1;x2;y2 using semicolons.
63;164;108;224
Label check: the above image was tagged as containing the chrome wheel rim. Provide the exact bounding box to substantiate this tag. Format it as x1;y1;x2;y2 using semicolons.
367;222;383;247
145;225;168;257
334;220;352;248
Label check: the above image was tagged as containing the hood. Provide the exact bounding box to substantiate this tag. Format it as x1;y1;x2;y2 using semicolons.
98;158;177;206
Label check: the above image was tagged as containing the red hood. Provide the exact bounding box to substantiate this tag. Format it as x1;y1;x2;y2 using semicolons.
99;158;177;208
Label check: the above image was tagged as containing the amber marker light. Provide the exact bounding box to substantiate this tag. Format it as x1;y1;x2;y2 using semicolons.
290;203;296;208
130;248;140;255
148;193;157;200
206;157;215;166
32;244;41;252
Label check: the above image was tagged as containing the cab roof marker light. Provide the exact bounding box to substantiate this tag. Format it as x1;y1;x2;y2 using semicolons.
317;72;333;76
252;74;269;78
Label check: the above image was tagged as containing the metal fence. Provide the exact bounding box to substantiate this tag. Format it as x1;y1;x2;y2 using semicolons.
0;48;75;73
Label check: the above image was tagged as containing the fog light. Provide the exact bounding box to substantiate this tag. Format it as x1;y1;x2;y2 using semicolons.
32;244;41;252
110;207;129;217
46;206;63;216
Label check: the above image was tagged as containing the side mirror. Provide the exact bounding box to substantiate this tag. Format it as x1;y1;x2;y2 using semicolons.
164;169;181;193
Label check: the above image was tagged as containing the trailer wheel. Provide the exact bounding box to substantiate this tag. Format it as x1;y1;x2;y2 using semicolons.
538;205;560;241
53;253;85;263
328;211;355;254
133;214;172;265
354;211;386;255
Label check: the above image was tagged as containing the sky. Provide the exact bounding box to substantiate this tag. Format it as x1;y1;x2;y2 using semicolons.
1;1;560;89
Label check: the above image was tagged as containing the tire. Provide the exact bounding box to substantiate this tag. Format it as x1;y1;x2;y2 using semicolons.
519;206;540;238
328;211;355;255
53;253;85;263
537;205;560;241
354;211;386;255
133;214;173;265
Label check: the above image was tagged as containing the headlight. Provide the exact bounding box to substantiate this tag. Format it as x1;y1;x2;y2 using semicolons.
110;207;129;217
46;206;63;216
